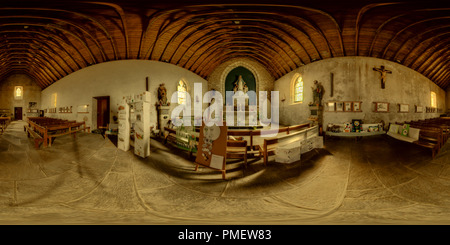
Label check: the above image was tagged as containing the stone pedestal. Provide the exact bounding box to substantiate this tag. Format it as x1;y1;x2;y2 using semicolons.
157;105;170;135
308;105;323;135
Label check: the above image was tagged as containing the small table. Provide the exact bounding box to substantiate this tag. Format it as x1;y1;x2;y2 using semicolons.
325;131;386;141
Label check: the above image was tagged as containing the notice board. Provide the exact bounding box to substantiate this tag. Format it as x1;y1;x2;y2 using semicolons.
195;123;228;178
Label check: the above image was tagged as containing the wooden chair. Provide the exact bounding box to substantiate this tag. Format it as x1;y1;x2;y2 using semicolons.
226;140;248;168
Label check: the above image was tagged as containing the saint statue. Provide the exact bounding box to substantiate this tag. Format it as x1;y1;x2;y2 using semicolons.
233;75;248;94
312;80;324;106
157;83;170;106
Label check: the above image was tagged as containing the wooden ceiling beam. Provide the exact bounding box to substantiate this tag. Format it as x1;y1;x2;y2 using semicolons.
392;25;450;62
380;16;450;59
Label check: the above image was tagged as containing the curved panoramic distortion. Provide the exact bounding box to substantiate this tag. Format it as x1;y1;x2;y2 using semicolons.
0;1;449;89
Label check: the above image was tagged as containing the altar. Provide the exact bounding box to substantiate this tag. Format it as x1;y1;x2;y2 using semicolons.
224;75;262;129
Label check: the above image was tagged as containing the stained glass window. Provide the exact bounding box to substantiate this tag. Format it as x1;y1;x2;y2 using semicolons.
177;80;187;104
14;86;23;100
294;76;303;103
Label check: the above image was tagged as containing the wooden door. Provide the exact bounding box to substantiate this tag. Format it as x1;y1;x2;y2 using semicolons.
14;107;22;120
96;97;110;128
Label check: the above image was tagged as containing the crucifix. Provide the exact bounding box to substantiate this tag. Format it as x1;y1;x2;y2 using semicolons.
373;65;392;89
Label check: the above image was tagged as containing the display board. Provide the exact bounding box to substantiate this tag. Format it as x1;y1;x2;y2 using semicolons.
117;102;130;152
118;91;151;158
195;123;228;179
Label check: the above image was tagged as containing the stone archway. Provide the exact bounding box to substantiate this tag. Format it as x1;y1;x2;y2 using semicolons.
219;60;260;102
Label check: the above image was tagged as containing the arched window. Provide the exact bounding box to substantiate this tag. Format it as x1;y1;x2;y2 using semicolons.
431;91;437;108
14;86;23;100
177;80;187;104
293;75;303;103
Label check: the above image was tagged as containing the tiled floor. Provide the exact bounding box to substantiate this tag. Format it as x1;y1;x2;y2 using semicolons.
1;121;450;225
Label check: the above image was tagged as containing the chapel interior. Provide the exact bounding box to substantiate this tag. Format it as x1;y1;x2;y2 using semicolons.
1;0;450;225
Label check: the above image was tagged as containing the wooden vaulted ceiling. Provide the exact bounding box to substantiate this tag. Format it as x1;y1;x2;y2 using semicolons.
0;0;449;90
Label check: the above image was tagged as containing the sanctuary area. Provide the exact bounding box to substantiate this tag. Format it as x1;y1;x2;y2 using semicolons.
0;0;450;226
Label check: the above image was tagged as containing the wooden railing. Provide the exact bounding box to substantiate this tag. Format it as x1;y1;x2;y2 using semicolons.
163;122;311;160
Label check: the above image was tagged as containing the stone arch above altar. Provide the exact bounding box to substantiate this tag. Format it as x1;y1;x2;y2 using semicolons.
207;58;275;106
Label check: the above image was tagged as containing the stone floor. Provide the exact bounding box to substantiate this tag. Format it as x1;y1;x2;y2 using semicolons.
1;120;450;225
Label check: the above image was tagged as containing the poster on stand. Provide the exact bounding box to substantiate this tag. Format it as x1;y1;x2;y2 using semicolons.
195;123;227;171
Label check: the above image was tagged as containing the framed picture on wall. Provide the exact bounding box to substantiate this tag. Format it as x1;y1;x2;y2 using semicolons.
336;102;344;112
399;104;409;113
353;102;362;112
374;102;389;112
415;105;423;113
344;102;353;112
326;102;335;112
77;104;89;113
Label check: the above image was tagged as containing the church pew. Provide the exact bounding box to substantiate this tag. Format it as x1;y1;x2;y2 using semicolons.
392;122;443;158
0;117;11;133
47;121;90;147
27;117;90;148
414;129;442;159
24;125;44;149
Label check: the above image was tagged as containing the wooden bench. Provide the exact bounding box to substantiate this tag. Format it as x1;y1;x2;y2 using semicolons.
389;123;442;158
0;117;11;133
27;117;90;148
414;129;442;159
47;121;91;146
226;140;249;168
24;125;44;149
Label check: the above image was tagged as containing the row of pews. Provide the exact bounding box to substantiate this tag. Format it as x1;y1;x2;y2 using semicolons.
396;117;450;158
0;117;11;133
25;117;91;149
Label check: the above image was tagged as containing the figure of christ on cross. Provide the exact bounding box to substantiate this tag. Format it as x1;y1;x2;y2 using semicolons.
373;65;392;89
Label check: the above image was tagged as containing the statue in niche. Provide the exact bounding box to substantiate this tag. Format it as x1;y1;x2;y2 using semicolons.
311;80;324;106
233;75;248;94
157;83;170;106
232;75;249;111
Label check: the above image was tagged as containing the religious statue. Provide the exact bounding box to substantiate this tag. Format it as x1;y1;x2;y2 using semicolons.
233;75;248;94
232;75;250;112
373;65;392;89
312;80;324;106
157;83;170;106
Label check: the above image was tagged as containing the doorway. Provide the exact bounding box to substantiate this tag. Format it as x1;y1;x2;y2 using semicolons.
14;107;23;121
95;96;110;129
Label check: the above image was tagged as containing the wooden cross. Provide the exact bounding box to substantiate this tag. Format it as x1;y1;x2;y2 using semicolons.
373;66;392;89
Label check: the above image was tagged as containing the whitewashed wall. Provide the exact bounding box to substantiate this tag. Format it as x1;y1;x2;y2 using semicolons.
274;56;447;128
40;60;208;130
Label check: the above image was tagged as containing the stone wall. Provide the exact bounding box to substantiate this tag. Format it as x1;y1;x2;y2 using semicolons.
40;60;208;130
447;87;450;115
207;58;275;100
274;56;446;128
0;74;41;120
